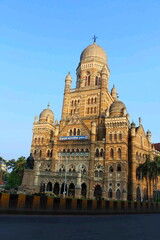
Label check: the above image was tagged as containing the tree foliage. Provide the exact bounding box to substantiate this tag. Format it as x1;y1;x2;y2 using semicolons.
0;156;26;190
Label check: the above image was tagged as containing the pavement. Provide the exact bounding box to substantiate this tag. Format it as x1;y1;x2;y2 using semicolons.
0;214;160;240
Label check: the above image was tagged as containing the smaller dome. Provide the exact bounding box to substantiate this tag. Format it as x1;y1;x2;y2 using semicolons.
109;100;126;117
39;104;54;124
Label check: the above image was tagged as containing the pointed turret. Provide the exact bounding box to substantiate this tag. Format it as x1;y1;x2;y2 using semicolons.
64;72;72;93
111;85;117;100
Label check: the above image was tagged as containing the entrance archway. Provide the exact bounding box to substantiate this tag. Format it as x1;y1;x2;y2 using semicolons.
81;183;87;198
68;183;75;197
94;185;102;200
46;182;52;191
116;189;121;200
53;183;60;195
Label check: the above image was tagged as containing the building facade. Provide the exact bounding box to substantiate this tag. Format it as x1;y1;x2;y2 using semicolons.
20;40;160;201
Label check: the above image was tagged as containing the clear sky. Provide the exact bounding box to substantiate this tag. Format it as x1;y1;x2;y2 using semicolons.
0;0;160;160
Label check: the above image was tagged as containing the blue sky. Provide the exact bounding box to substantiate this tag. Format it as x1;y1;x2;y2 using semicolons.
0;0;160;160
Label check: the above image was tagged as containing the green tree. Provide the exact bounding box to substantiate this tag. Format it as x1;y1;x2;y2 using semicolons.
136;156;160;201
5;156;26;189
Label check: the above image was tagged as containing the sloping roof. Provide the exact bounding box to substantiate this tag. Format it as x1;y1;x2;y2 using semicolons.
153;143;160;152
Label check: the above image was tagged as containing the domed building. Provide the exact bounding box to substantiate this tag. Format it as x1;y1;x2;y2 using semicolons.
20;39;160;201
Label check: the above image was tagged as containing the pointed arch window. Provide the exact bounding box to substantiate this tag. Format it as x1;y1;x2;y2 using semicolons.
100;149;104;157
116;189;121;200
34;150;37;156
39;150;42;158
109;166;113;173
109;133;112;141
119;133;122;141
69;129;72;136
108;189;112;199
77;129;80;136
117;164;121;172
73;128;76;136
118;148;122;159
114;133;117;141
110;148;114;159
95;149;99;157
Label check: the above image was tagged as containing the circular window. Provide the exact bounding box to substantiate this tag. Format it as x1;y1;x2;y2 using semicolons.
117;183;120;187
109;183;112;187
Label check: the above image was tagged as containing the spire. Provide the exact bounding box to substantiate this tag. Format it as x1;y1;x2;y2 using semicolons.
111;85;118;101
47;102;50;109
139;117;142;126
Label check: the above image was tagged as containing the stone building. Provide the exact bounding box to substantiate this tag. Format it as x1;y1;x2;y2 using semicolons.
20;40;160;201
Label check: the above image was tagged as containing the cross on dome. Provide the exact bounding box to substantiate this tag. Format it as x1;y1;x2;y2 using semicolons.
92;35;97;43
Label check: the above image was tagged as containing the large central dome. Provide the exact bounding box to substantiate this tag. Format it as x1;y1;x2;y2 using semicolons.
80;42;107;64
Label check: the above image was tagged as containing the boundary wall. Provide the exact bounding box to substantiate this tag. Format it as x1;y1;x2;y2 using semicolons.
0;193;160;215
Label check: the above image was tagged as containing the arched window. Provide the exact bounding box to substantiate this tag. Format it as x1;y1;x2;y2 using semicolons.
99;171;103;177
69;129;72;136
95;171;98;177
95;76;98;85
114;133;117;141
110;148;114;159
75;100;77;106
119;133;122;141
109;133;112;141
39;150;42;158
71;100;74;106
117;164;121;172
34;150;36;156
94;107;96;113
95;149;99;157
59;165;65;172
53;183;59;195
87;108;89;114
69;165;76;172
77;129;80;136
73;128;76;136
38;138;40;144
118;148;122;159
88;98;90;104
91;98;93;104
100;149;104;157
109;166;113;173
46;182;52;192
108;189;112;199
35;138;37;144
116;189;121;200
91;108;93;114
81;183;87;198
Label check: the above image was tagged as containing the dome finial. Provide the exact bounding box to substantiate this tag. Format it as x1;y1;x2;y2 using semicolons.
47;102;50;109
92;35;97;44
